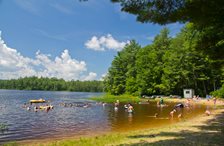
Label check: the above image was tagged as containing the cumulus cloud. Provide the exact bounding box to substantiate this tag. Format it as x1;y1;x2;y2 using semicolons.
82;72;97;81
85;34;129;51
99;72;107;81
0;32;97;81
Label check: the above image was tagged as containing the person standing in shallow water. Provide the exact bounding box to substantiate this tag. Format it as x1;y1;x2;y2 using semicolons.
128;103;134;113
114;100;119;110
157;97;164;106
170;109;176;118
159;97;164;105
213;97;217;105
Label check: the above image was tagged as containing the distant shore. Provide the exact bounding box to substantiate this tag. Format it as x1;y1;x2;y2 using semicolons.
5;97;224;146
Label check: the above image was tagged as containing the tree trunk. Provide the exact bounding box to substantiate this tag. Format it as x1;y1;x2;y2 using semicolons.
202;80;207;96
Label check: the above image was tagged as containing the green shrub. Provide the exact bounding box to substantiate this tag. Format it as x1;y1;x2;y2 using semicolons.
211;84;224;98
90;93;140;103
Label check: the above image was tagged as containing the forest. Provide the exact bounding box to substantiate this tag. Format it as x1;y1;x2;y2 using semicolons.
104;24;223;97
0;76;103;92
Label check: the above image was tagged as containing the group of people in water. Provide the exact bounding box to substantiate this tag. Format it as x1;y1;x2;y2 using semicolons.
114;100;134;113
23;101;93;112
22;95;219;118
111;96;219;119
22;102;53;112
166;96;217;118
59;102;91;108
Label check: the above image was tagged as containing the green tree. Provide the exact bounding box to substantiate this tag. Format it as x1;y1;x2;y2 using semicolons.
104;40;141;95
136;28;171;95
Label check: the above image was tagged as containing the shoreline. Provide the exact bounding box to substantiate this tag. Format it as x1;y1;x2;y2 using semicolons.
5;98;224;146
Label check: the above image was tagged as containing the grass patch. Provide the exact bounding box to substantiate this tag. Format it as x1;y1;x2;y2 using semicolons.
3;142;19;146
89;94;141;103
45;134;125;146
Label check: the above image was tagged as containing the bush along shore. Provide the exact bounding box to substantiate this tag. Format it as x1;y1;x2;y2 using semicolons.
90;94;141;103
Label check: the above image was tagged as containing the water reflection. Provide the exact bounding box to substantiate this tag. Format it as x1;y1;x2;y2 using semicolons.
0;90;208;143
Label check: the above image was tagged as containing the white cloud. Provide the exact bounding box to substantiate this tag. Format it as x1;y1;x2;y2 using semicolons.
0;32;97;81
85;34;129;51
99;72;107;81
82;72;97;81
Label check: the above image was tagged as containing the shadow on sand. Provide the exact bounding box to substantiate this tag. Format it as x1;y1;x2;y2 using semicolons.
119;112;224;146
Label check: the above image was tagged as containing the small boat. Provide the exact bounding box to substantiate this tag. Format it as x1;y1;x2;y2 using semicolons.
29;99;46;103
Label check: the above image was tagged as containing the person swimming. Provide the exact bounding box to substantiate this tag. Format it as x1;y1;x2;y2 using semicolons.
174;103;184;109
27;107;30;111
205;110;211;116
154;113;158;118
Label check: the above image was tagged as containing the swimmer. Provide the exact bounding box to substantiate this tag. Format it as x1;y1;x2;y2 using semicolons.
27;107;30;111
124;104;128;109
34;106;38;112
102;102;106;106
178;113;182;118
174;103;184;109
114;102;119;107
127;104;134;113
154;113;158;118
170;109;176;118
205;110;211;116
213;97;217;105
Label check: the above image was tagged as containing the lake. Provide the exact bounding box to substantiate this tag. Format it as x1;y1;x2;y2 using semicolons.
0;90;207;143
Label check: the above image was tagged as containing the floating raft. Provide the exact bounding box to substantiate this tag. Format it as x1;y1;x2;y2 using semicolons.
30;99;46;103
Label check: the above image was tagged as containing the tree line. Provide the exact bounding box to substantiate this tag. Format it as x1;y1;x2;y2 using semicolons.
0;77;103;92
104;24;223;97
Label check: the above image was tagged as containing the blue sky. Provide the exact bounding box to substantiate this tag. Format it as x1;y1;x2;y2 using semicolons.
0;0;184;80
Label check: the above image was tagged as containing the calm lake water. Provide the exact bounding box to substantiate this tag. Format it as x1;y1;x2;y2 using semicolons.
0;90;207;143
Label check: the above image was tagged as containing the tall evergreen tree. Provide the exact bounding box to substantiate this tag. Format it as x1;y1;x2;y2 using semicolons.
104;40;141;95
